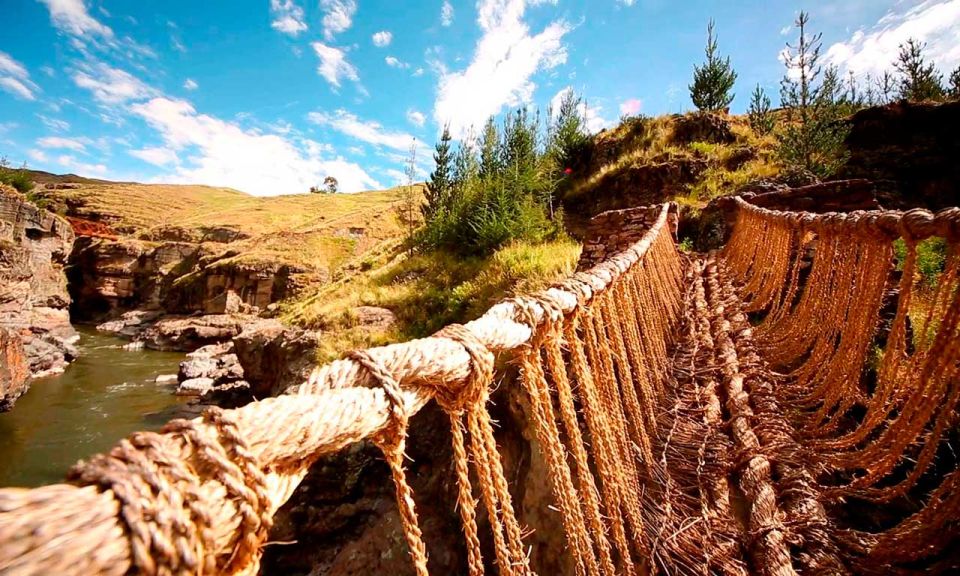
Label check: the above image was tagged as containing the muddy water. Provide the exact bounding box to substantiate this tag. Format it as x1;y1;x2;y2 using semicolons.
0;327;188;487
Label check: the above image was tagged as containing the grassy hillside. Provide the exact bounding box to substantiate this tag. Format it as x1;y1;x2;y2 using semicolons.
43;182;412;275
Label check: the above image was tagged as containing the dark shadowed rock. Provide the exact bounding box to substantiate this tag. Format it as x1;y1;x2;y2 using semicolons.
841;100;960;211
233;320;319;397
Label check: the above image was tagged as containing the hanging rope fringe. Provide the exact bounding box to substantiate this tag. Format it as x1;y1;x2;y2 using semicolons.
2;199;960;576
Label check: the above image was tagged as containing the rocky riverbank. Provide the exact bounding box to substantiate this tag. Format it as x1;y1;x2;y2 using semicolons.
0;186;77;409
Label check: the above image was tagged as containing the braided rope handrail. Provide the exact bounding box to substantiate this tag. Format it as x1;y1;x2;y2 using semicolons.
0;203;676;576
732;196;960;241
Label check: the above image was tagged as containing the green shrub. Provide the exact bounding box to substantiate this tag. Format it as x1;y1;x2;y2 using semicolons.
893;237;948;287
0;158;33;194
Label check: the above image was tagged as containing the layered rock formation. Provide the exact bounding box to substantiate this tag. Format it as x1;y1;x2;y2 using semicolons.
0;186;77;409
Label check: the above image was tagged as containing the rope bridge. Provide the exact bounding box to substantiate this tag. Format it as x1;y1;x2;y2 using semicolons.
1;200;958;575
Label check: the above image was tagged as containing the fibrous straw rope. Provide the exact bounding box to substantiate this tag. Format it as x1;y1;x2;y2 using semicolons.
0;206;678;576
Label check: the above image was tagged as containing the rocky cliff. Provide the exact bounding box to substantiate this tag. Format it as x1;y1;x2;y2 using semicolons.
842;100;960;211
0;186;77;409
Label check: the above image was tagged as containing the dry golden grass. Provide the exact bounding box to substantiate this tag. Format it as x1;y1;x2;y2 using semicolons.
57;182;420;273
283;237;582;362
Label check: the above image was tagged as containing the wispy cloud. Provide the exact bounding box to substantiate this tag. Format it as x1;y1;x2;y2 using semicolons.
72;61;156;104
825;0;960;77
385;56;410;69
320;0;357;40
406;109;426;127
183;78;198;90
434;0;570;137
270;0;308;36
308;109;417;151
37;114;71;131
37;136;91;151
311;42;360;88
129;146;179;166
38;0;114;38
0;51;39;100
441;1;454;26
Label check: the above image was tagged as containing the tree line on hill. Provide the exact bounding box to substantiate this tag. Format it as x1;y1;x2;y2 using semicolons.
414;10;959;259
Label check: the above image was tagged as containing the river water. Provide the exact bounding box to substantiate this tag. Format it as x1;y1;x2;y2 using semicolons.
0;327;188;487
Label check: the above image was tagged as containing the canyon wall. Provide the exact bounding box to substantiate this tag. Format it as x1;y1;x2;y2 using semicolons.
0;186;76;409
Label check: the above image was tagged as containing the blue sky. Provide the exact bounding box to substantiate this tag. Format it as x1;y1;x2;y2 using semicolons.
1;0;958;195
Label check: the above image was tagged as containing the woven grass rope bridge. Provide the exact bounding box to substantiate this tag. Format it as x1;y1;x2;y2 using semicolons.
2;199;959;575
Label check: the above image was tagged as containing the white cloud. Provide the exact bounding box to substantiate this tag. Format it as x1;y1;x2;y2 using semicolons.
72;62;155;103
372;31;393;47
441;1;454;26
55;154;108;176
0;52;29;78
434;0;570;137
413;67;425;77
385;56;410;69
183;78;199;90
308;109;417;151
0;78;36;100
38;0;114;38
619;97;642;116
28;149;48;163
129;146;179;166
406;109;426;127
824;0;960;78
37;114;71;131
311;42;359;87
270;0;308;36
618;0;636;6
320;0;357;40
0;51;38;100
130;97;380;194
549;87;610;134
37;136;90;151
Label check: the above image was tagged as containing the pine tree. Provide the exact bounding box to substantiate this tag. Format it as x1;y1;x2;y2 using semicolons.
550;89;588;170
423;125;453;220
452;131;479;194
747;84;774;135
950;66;960;100
895;39;945;102
478;117;500;183
689;19;737;112
875;71;896;104
777;11;849;178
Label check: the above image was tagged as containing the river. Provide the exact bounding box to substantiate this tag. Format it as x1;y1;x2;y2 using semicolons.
0;327;189;487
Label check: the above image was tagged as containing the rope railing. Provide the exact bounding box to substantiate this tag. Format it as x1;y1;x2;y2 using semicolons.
4;195;960;576
0;204;677;576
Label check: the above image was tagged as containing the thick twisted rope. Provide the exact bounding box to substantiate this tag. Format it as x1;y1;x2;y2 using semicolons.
0;204;676;576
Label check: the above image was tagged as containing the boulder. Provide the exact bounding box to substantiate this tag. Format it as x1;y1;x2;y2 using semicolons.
155;373;179;385
97;309;163;339
138;314;257;352
176;377;215;396
352;306;397;331
0;327;30;411
233;320;320;397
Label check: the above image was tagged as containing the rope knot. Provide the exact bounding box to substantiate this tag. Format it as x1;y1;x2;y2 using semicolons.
434;323;494;413
347;349;408;449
